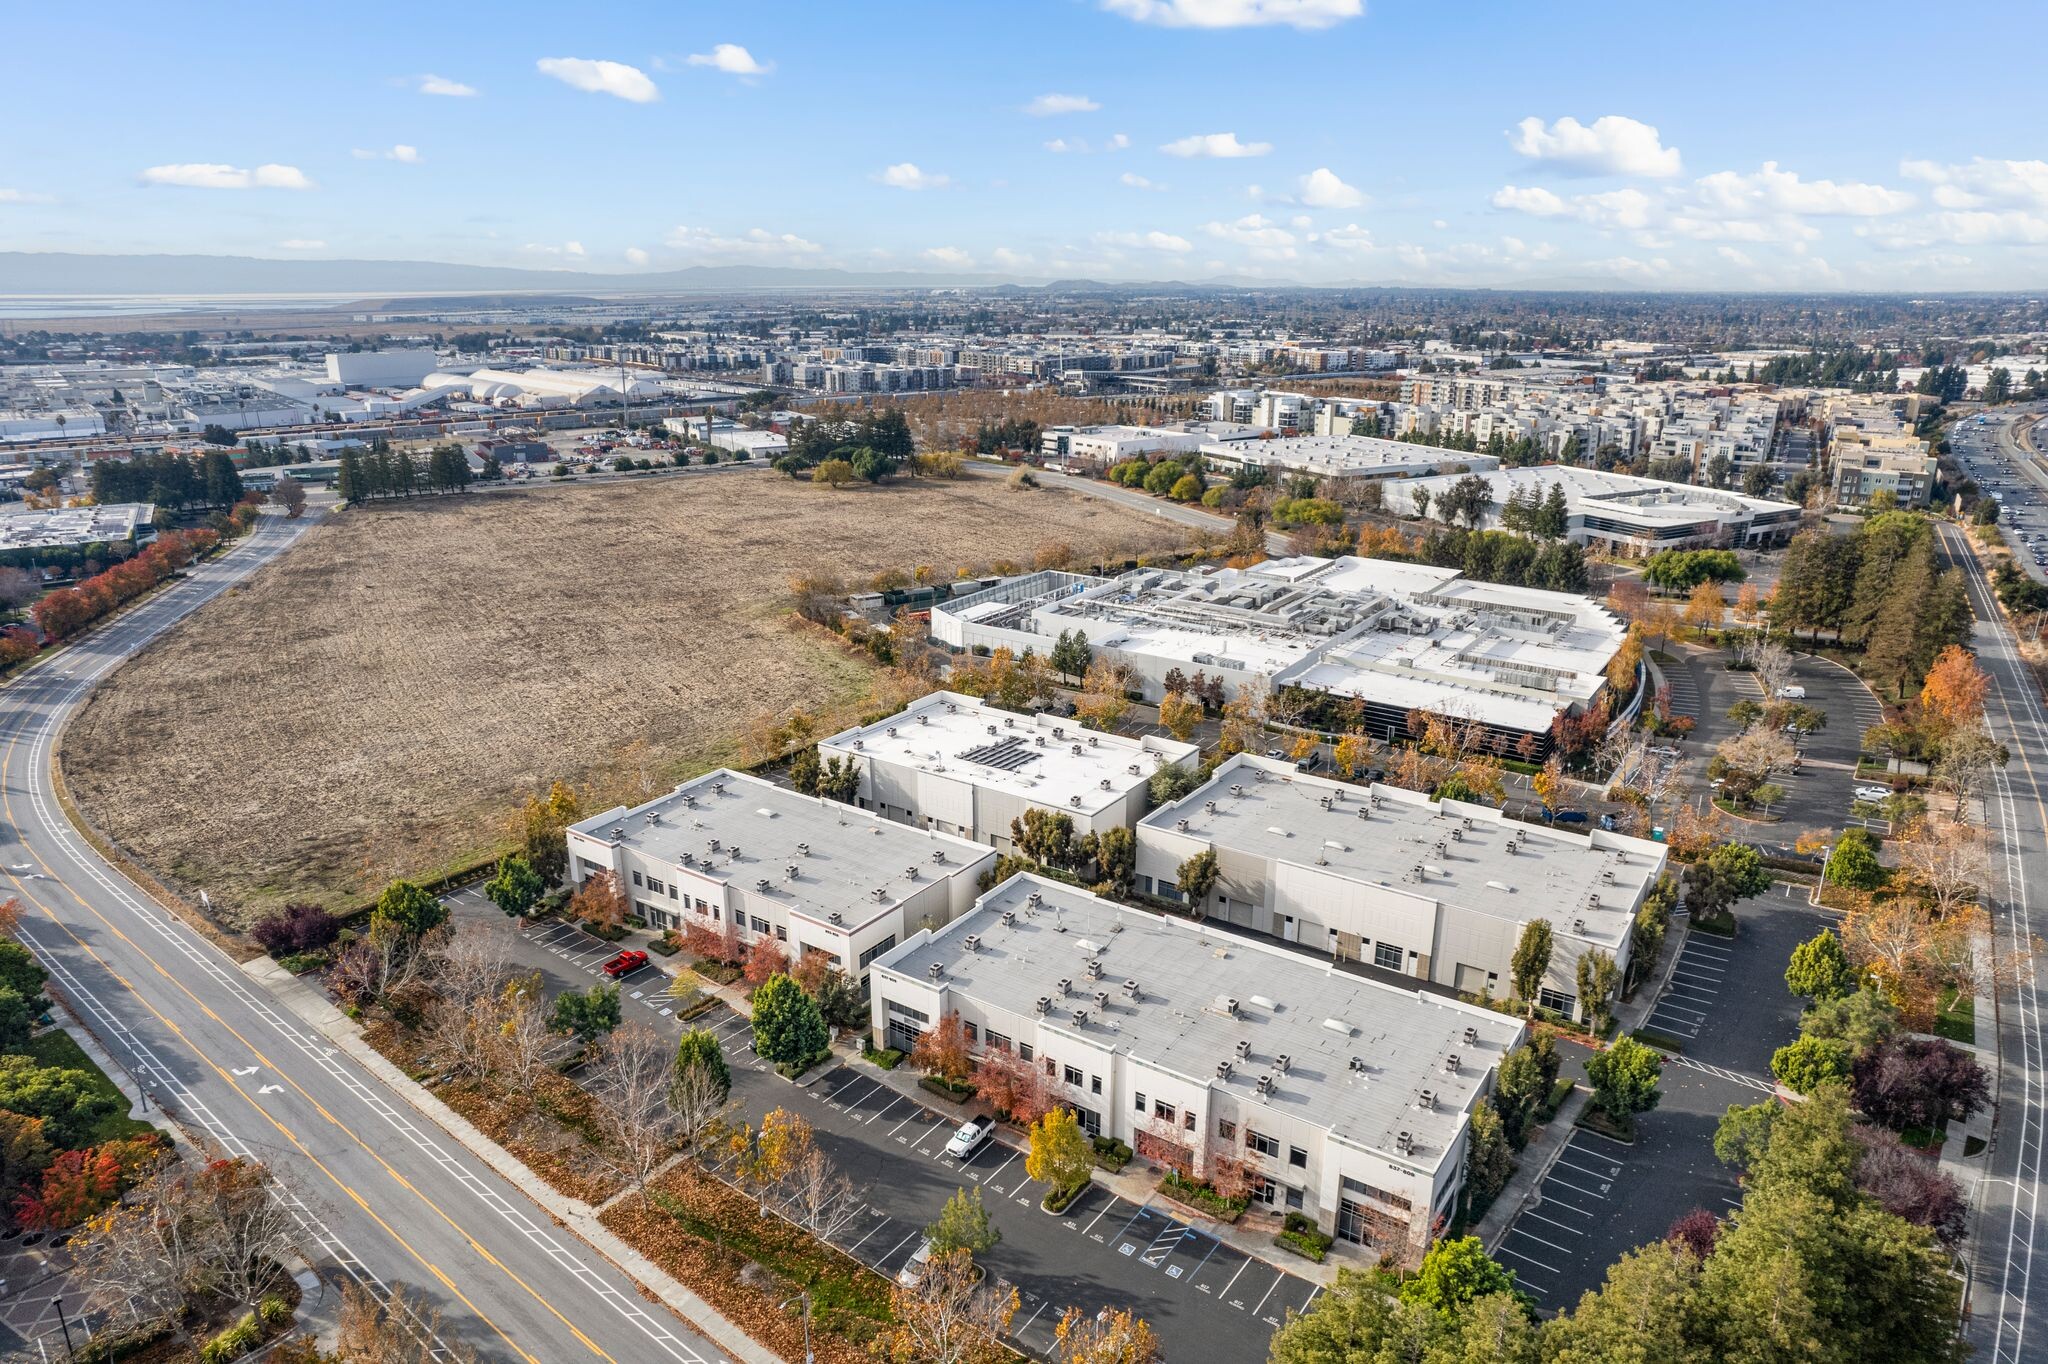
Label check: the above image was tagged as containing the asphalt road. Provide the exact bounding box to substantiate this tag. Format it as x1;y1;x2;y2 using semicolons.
0;509;733;1364
1936;517;2048;1362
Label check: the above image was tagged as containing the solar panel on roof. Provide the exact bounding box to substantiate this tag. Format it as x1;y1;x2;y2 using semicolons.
957;736;1040;771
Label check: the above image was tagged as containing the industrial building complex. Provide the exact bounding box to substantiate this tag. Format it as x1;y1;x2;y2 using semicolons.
1383;465;1803;554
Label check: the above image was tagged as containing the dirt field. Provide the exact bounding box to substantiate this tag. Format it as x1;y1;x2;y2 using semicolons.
60;470;1191;925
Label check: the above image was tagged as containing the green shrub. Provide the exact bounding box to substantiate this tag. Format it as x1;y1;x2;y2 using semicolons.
863;1044;906;1070
1091;1135;1133;1171
257;1295;292;1327
276;951;330;975
199;1313;263;1364
1276;1211;1335;1262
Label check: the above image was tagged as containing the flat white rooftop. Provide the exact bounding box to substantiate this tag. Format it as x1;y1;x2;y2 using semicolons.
877;874;1526;1175
569;768;987;933
1400;465;1798;529
0;502;155;550
1145;755;1659;952
1202;433;1500;477
822;691;1198;818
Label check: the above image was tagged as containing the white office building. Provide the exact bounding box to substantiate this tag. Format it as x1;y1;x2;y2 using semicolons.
818;691;1199;850
869;874;1526;1262
1136;755;1666;1019
1198;433;1499;484
566;769;995;983
324;349;440;388
1382;465;1802;555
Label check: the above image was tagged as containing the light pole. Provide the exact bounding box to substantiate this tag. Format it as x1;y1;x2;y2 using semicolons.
1810;843;1833;907
779;1291;814;1364
52;1296;77;1361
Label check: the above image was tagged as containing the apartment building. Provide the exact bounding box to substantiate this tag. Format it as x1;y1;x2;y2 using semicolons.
566;769;995;983
1134;755;1668;1020
817;691;1199;850
868;874;1526;1262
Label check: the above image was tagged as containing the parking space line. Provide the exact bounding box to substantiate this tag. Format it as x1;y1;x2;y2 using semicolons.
1218;1255;1251;1303
1251;1268;1286;1319
1520;1209;1585;1236
876;1230;920;1269
1299;1282;1321;1312
1079;1189;1117;1234
832;1077;881;1111
844;1217;892;1257
865;1095;909;1126
1553;1158;1617;1183
1542;1176;1606;1200
1113;1197;1156;1243
983;1150;1020;1190
1496;1244;1557;1273
1509;1225;1578;1255
886;1107;927;1138
1652;999;1709;1017
1532;1196;1593;1217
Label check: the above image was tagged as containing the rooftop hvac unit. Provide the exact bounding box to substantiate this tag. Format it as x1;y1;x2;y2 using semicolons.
1052;726;1065;739
987;725;998;736
1235;1037;1252;1058
828;911;843;925
708;838;722;853
755;878;772;892
1035;735;1046;747
1036;996;1051;1014
944;702;957;713
1348;1055;1366;1073
1444;1053;1460;1073
785;864;799;881
1088;736;1098;747
1600;870;1614;884
1027;892;1043;908
681;794;695;807
1573;917;1587;934
886;726;897;738
644;811;660;825
1462;1026;1479;1046
797;843;810;856
1205;801;1218;814
1450;828;1463;842
1416;1090;1435;1111
1001;910;1016;926
1072;1008;1089;1026
1070;795;1083;807
1230;785;1244;796
610;825;625;839
1093;990;1109;1009
1122;978;1139;996
918;714;929;725
728;846;741;861
932;849;948;864
1318;796;1332;810
1462;817;1472;830
963;934;980;952
1004;717;1015;728
1358;806;1371;820
1395;1131;1413;1154
1071;744;1084;756
1057;977;1072;995
1176;818;1190;832
1585;893;1600;909
1615;851;1629;864
1084;959;1102;980
1128;764;1142;776
851;739;864;750
1434;840;1448;855
1256;1073;1275;1095
1217;1059;1233;1078
711;781;725;795
927;962;943;979
680;852;696;866
872;887;888;901
1100;779;1113;791
1275;1053;1292;1074
1225;996;1240;1016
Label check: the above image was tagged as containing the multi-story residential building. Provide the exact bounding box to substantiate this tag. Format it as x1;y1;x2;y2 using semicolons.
1135;755;1667;1019
1831;439;1938;508
868;873;1526;1263
818;691;1198;851
566;769;994;983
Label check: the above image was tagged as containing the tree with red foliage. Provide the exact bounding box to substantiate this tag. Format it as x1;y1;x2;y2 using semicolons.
1852;1036;1989;1133
909;1011;974;1085
1854;1126;1966;1245
742;936;790;987
972;1047;1057;1125
1134;1119;1193;1179
15;1147;121;1230
568;870;626;934
790;948;833;997
1666;1207;1720;1259
1201;1137;1254;1203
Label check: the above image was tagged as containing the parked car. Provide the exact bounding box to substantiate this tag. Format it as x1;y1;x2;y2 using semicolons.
1853;785;1893;802
1265;748;1285;760
944;1115;994;1160
1775;685;1806;699
1295;750;1324;773
896;1237;934;1287
1545;808;1589;825
1599;813;1619;832
600;949;649;979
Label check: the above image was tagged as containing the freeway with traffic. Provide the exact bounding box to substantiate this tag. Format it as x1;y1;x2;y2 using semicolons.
0;506;735;1363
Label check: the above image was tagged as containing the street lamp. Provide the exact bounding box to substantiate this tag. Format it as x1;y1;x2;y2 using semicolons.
1810;843;1834;907
779;1291;814;1364
51;1296;77;1362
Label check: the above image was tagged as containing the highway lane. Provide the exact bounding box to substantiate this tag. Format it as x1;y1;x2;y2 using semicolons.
1937;519;2048;1363
0;509;732;1363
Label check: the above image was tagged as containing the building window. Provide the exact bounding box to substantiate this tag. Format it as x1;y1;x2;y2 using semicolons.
1539;987;1577;1015
1289;1146;1308;1169
1153;1100;1176;1124
964;1022;979;1043
1250;1176;1277;1207
774;926;786;941
986;1031;1010;1052
631;870;644;887
1090;1075;1102;1095
1285;1186;1305;1211
695;898;708;913
1065;1065;1085;1088
1246;1129;1279;1158
1044;1057;1057;1077
1373;941;1404;972
750;916;770;936
1217;1119;1236;1141
858;936;898;972
646;878;664;896
1019;1043;1034;1062
1182;1110;1196;1131
668;885;679;899
1342;1175;1412;1213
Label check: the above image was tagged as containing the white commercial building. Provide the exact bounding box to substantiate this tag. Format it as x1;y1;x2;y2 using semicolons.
1037;424;1209;468
567;768;995;983
1136;755;1666;1019
935;555;1628;751
1383;465;1802;555
0;408;106;444
869;874;1526;1261
818;691;1199;850
324;349;440;388
0;502;155;553
1197;433;1499;484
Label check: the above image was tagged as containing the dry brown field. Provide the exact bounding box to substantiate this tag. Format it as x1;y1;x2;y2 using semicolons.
60;469;1191;925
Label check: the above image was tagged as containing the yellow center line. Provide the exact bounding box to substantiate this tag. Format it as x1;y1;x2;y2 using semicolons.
0;721;627;1363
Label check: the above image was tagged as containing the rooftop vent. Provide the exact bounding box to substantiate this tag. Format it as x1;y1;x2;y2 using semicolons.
644;811;661;825
1093;990;1109;1009
1052;726;1064;739
1088;736;1098;747
755;878;772;892
1416;1090;1435;1111
1235;1037;1252;1058
1205;801;1218;814
1256;1073;1275;1095
1128;764;1142;776
987;725;998;736
932;850;947;864
1573;917;1587;934
1122;978;1139;996
1450;828;1464;842
784;863;799;881
680;852;696;866
886;726;898;738
1348;1055;1366;1073
1462;1026;1480;1046
610;825;626;839
963;934;981;953
926;962;943;980
904;865;920;880
828;911;842;926
1027;892;1043;909
681;794;695;808
1084;959;1103;980
1176;818;1190;832
1072;744;1083;757
1035;735;1047;747
851;739;864;750
1100;779;1113;791
708;838;722;853
1249;994;1276;1011
1323;1017;1353;1036
918;714;929;725
1001;910;1016;926
1058;977;1072;995
1275;1053;1292;1074
1004;717;1015;728
1395;1130;1414;1155
1217;1059;1233;1079
1069;795;1083;807
728;845;741;861
1036;996;1051;1014
1443;1054;1460;1073
872;887;888;902
1072;1008;1089;1027
797;843;811;856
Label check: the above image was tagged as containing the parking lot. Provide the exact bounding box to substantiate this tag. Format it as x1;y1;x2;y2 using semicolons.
449;893;1319;1361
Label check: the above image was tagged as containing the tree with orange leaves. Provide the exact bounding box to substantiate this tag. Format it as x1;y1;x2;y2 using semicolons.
910;1011;974;1085
568;870;626;934
0;897;21;939
972;1046;1057;1125
742;936;790;987
1053;1306;1162;1364
1918;645;1989;736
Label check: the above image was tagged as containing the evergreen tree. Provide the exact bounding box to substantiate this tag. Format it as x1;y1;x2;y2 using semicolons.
751;974;828;1068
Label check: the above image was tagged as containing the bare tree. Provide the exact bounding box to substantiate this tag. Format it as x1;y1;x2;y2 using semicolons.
420;922;520;1080
1751;639;1794;700
591;1021;680;1198
496;977;558;1089
876;1249;1021;1364
784;1144;865;1240
430;918;515;1002
1933;724;2005;819
668;1053;735;1150
1895;818;1992;919
333;1280;482;1364
0;566;38;614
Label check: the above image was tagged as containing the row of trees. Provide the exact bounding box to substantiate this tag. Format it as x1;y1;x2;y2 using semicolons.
774;409;916;481
1771;516;1972;697
30;527;219;641
89;449;244;510
335;440;473;502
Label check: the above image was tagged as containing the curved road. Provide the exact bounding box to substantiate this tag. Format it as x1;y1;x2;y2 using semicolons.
0;507;731;1363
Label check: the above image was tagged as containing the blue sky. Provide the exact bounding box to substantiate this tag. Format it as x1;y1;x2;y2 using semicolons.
5;0;2047;290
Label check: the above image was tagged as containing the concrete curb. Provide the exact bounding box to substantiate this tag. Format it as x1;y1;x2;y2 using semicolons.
240;957;782;1364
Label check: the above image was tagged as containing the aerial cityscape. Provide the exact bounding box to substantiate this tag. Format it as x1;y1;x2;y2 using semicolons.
1;2;2045;1362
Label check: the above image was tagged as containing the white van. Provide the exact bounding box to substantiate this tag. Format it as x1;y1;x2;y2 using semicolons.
1775;685;1806;700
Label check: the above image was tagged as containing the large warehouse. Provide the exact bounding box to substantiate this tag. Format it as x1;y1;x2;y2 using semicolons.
869;873;1525;1264
933;555;1629;751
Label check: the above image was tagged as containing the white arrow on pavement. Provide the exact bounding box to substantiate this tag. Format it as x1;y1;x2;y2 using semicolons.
258;1085;283;1094
232;1066;259;1076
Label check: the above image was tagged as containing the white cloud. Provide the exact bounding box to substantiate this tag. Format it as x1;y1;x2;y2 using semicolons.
536;57;659;103
991;247;1035;270
878;163;950;190
922;246;974;267
1489;185;1568;217
686;44;772;76
1161;132;1271;159
1290;214;1312;228
353;145;421;163
1107;133;1130;150
1592;255;1675;284
665;225;824;260
624;246;650;266
1717;247;1756;269
1490;183;1651;230
1690;162;1912;217
565;241;585;258
1298;167;1365;208
1430;218;1448;229
1119;172;1164;191
1104;0;1362;29
1098;229;1194;252
1899;157;2048;211
522;240;587;258
1044;139;1076;154
1507;115;1681;177
140;163;313;190
1027;93;1100;116
1203;212;1297;258
414;74;477;97
0;188;53;204
278;238;327;250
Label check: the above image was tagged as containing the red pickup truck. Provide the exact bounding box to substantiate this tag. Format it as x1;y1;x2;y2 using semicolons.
600;949;649;979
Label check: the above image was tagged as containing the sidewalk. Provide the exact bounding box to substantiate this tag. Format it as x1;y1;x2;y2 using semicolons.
240;957;783;1364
